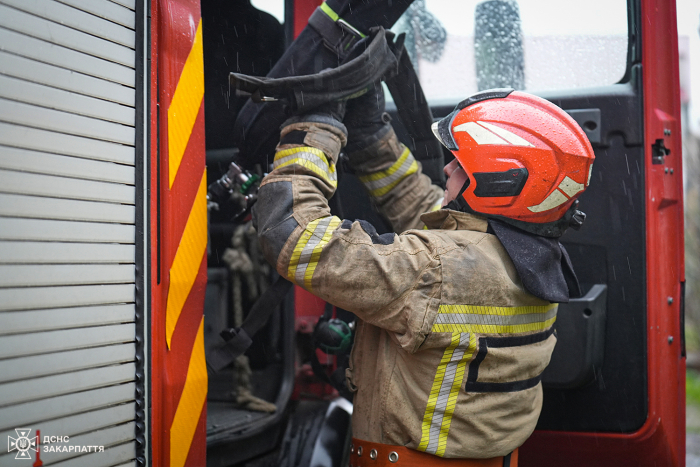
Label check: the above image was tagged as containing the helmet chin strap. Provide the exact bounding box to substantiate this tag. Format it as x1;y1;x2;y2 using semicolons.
443;178;471;212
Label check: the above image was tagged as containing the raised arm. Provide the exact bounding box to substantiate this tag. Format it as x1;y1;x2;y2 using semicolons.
252;113;439;347
343;83;444;233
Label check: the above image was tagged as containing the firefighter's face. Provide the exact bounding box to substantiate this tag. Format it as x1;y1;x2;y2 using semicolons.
442;158;469;207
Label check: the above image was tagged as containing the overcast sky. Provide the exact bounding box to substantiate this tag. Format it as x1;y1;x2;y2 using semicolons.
251;0;700;132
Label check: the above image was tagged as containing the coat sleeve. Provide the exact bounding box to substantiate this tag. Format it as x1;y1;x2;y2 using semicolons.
346;126;445;233
253;118;440;342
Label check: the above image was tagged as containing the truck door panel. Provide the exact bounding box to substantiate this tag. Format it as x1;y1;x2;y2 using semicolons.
390;0;683;465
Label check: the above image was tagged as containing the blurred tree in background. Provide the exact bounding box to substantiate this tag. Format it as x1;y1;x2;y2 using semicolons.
681;12;700;353
684;117;700;351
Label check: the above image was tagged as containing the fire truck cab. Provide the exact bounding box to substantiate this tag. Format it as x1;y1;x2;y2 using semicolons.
0;0;685;466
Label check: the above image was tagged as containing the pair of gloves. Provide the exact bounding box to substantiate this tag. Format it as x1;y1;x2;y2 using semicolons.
283;81;391;160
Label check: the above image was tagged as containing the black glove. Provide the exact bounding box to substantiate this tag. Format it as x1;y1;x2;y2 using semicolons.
279;102;349;165
311;98;347;123
343;81;391;153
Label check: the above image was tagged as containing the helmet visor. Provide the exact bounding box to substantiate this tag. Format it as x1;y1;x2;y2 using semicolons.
431;110;459;151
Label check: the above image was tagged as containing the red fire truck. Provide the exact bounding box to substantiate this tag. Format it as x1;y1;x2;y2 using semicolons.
0;0;685;466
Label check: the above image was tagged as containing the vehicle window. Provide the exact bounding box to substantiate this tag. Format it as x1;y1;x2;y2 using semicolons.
250;0;285;24
391;0;628;102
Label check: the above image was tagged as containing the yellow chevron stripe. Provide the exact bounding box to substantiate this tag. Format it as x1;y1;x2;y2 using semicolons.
166;171;207;349
303;217;341;291
170;318;208;467
435;333;475;457
168;19;204;189
431;316;557;334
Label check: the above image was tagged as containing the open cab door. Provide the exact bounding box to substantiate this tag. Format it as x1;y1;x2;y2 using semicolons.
382;0;684;464
195;0;684;464
522;0;685;464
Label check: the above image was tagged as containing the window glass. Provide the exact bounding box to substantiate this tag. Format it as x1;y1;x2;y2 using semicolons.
391;0;628;102
251;0;285;24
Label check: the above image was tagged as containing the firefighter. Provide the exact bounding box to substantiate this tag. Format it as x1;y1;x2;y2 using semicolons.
252;86;594;466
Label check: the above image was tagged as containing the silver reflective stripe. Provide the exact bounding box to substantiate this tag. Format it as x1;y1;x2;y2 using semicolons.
294;217;334;284
425;332;471;454
453;121;508;145
361;152;416;192
434;308;558;327
274;149;337;184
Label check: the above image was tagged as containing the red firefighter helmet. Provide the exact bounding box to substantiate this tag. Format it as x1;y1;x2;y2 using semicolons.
432;89;595;237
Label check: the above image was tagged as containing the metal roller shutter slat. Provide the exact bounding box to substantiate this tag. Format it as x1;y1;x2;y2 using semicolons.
52;442;136;467
0;323;135;358
0;363;135;407
0;147;134;185
0;5;135;67
0;169;136;205
0;304;134;336
0;122;134;165
0;384;135;431
0;285;134;312
0;99;134;146
0;28;134;87
0;75;135;126
55;0;135;29
1;0;136;48
0;194;135;224
0;264;135;288
108;0;135;11
0;343;135;383
0;404;134;451
27;422;136;466
0;242;135;265
0;51;135;107
0;218;135;243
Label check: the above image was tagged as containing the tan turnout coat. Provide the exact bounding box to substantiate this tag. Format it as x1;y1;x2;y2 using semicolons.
253;121;557;459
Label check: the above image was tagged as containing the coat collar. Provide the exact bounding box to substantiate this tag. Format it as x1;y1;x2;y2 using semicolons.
420;209;488;232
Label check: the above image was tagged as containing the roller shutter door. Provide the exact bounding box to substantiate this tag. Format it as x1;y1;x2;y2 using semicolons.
0;0;144;466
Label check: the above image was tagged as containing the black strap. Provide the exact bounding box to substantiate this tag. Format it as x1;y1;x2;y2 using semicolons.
229;27;402;113
503;451;512;467
308;6;364;60
208;278;293;372
385;45;445;185
280;130;307;146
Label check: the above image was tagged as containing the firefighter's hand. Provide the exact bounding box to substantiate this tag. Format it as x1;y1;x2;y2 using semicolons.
344;81;391;154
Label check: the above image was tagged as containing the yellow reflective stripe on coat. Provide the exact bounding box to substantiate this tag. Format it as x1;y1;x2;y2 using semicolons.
424;198;444;229
274;147;337;187
418;332;476;456
431;303;558;334
358;147;417;197
287;216;342;291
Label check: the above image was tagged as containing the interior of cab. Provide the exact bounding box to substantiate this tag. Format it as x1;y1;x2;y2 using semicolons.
198;1;649;466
